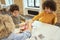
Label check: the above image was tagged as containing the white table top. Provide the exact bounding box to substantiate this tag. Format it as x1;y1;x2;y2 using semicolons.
31;21;60;40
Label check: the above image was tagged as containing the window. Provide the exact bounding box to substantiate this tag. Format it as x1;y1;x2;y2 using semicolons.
5;0;14;6
27;0;40;8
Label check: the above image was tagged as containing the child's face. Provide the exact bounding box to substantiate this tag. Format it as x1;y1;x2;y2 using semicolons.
44;7;52;13
12;10;19;17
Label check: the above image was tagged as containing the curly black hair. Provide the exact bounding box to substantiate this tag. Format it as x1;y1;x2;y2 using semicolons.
42;0;56;11
9;4;19;12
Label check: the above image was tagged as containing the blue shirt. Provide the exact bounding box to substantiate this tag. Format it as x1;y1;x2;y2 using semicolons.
2;31;31;40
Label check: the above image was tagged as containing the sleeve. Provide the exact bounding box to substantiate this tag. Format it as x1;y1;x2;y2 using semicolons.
13;31;31;40
32;12;44;21
19;15;25;22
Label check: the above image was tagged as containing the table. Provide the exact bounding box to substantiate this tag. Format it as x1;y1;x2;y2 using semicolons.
31;21;60;40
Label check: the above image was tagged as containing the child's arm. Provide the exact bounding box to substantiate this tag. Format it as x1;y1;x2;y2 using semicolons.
53;16;57;24
18;22;25;27
53;14;57;24
20;15;25;22
26;20;32;32
32;12;44;21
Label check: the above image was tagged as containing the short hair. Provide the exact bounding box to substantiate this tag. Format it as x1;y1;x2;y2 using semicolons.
42;0;56;11
9;4;19;12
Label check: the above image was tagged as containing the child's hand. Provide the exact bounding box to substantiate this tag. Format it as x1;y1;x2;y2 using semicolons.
27;19;33;26
24;20;32;32
18;22;25;27
19;23;28;32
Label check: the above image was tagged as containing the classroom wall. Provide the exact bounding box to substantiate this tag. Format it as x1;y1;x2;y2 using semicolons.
0;0;5;4
55;0;60;23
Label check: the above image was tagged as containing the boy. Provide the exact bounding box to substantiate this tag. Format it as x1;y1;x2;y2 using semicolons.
9;4;25;27
32;0;57;25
